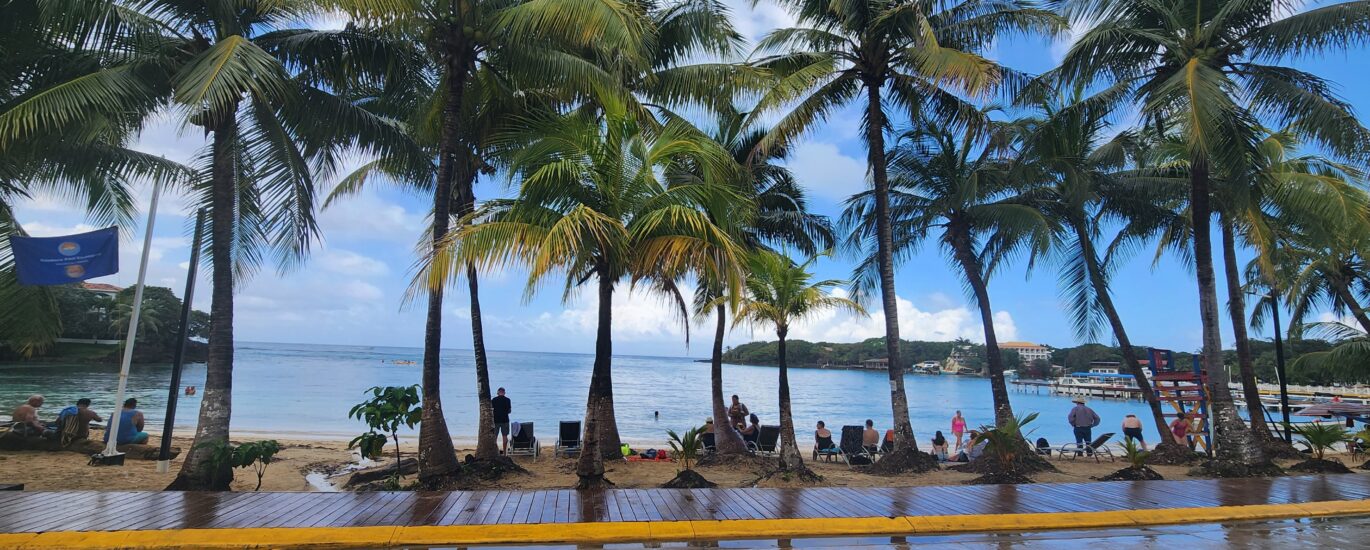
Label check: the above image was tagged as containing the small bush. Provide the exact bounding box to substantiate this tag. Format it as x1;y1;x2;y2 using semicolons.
1294;423;1350;461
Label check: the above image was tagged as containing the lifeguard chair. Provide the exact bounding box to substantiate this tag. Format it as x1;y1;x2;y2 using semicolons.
1147;348;1212;454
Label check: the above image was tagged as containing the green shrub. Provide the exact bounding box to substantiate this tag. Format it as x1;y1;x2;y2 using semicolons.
1120;437;1149;469
348;385;422;479
973;412;1038;472
667;426;704;470
1294;423;1350;461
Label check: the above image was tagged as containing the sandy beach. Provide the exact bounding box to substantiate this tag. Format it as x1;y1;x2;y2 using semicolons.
5;431;1358;492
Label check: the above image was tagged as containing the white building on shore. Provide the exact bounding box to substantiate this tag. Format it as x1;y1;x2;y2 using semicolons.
1000;341;1051;364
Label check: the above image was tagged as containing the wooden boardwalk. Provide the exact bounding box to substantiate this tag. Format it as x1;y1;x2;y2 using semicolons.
2;475;1368;536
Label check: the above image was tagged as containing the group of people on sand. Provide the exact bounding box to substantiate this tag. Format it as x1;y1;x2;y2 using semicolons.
5;394;149;445
702;395;767;448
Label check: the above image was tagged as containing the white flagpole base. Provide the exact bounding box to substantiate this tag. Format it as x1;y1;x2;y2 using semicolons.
156;460;170;473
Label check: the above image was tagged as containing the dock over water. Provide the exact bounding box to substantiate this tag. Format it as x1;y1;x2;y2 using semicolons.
2;475;1369;548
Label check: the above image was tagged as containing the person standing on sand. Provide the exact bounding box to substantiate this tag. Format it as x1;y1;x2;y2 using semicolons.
1121;414;1147;450
728;395;749;429
1067;397;1100;456
1170;412;1191;446
951;411;967;450
492;388;512;454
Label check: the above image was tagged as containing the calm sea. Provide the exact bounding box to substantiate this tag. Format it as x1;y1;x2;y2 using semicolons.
0;342;1156;445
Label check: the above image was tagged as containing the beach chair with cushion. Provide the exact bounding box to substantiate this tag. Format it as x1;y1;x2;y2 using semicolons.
753;425;780;457
507;422;539;460
838;425;873;466
555;420;581;458
1058;432;1115;462
813;434;840;462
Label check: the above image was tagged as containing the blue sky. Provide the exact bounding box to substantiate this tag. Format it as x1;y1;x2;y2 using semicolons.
14;1;1369;358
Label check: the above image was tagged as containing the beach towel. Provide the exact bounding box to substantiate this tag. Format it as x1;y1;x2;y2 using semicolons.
510;421;522;438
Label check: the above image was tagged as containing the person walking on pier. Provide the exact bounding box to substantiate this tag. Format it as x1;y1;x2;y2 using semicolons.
1067;397;1100;457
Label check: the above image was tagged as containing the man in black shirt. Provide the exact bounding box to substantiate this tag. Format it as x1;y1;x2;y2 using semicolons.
492;387;512;454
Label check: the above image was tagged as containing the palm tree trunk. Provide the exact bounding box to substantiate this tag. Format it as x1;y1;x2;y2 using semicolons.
948;221;1014;426
415;40;473;482
596;370;622;461
1331;281;1370;333
776;326;805;471
169;113;238;491
1073;220;1170;442
576;269;615;488
711;303;747;455
451;163;499;461
1189;160;1269;468
1219;219;1274;442
863;81;916;450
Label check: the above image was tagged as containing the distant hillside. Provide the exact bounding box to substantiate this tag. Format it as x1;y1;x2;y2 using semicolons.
722;337;1357;385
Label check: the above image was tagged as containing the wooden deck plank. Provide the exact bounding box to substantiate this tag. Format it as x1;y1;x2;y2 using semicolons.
2;475;1368;534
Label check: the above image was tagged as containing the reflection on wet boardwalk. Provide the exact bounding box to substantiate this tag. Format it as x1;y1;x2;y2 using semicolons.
1;475;1368;534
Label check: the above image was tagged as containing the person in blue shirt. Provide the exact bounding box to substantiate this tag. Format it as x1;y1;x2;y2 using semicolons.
105;398;148;445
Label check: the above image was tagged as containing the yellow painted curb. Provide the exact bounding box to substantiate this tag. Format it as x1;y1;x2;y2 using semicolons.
2;499;1368;549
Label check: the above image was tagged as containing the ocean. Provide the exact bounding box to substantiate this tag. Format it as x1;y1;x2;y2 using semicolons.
1;341;1156;446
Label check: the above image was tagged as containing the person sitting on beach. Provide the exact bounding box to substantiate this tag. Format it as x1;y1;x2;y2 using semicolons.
9;395;48;437
950;430;984;462
704;418;715;433
105;398;148;445
740;414;760;446
814;421;835;450
728;395;749;430
930;431;949;461
862;419;879;454
54;398;103;441
1121;414;1147;450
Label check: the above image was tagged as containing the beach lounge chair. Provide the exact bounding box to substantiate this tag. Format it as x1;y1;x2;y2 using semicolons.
555;421;581;458
838;425;873;466
753;425;780;457
1035;437;1052;457
701;432;717;455
507;422;539;460
813;434;840;462
1058;432;1115;462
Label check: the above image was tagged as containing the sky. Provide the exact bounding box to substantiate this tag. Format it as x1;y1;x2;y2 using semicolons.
13;1;1370;358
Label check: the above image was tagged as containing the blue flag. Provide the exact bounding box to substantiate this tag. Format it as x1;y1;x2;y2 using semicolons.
8;227;119;285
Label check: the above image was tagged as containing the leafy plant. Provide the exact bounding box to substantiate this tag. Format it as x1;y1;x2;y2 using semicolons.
1294;423;1351;461
1120;437;1150;469
349;432;388;461
972;412;1039;473
348;385;422;479
234;440;281;492
193;440;237;489
667;426;705;471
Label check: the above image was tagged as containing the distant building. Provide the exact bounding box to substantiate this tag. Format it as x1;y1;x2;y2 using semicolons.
861;358;889;370
81;282;122;298
999;341;1052;363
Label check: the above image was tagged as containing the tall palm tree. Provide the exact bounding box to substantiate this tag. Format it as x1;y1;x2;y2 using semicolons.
696;107;834;458
3;0;417;489
1014;85;1181;450
332;0;646;475
1214;129;1368;454
1284;230;1370;335
1059;0;1370;474
428;110;746;488
846;113;1053;426
750;0;1063;467
728;251;864;474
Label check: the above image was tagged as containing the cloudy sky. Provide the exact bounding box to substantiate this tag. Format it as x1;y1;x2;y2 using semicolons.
14;1;1370;357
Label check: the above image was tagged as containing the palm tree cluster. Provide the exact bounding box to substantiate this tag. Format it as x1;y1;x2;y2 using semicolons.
6;0;1370;487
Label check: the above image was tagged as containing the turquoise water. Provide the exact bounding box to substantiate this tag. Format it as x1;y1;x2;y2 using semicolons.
0;342;1157;445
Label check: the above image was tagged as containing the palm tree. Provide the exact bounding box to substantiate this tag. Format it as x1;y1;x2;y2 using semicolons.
1014;85;1181;451
330;0;647;475
728;251;864;474
428;110;746;488
1284;230;1370;335
1059;0;1370;474
2;0;418;489
696;107;834;458
751;0;1063;466
846;112;1053;427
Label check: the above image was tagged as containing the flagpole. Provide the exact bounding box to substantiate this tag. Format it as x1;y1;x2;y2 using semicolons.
157;208;205;472
98;180;163;462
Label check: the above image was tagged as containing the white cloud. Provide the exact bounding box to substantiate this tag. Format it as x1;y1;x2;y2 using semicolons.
317;249;389;277
533;286;692;344
784;141;868;201
724;0;796;48
784;289;1018;343
318;190;427;245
